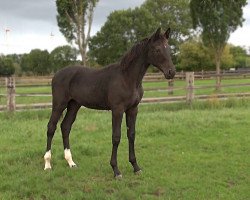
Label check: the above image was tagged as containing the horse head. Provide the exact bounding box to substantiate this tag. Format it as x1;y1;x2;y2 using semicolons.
147;27;176;79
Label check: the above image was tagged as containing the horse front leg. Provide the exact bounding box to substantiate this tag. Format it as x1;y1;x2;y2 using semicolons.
126;106;141;174
110;107;123;179
44;106;66;170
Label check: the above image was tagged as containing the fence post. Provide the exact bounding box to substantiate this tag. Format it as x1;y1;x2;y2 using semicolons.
6;76;16;111
186;72;194;104
181;70;184;80
168;79;174;95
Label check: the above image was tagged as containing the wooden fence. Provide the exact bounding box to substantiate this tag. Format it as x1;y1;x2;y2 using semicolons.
1;70;250;111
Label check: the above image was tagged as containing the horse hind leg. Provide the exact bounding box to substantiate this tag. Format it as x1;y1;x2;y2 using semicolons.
44;102;67;170
126;107;141;174
60;100;81;168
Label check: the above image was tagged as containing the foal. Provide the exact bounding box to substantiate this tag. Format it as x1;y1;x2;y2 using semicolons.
44;28;175;178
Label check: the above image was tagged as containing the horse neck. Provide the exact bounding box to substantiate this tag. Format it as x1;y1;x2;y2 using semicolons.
123;55;149;87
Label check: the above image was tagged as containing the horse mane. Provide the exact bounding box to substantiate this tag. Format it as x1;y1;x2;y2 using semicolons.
120;38;149;70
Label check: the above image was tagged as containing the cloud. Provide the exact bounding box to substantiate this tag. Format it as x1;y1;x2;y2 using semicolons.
0;0;144;54
0;0;144;34
0;0;57;34
228;2;250;48
93;0;144;26
0;0;56;22
0;0;249;54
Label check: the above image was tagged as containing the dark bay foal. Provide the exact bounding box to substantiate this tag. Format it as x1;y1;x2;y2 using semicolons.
44;28;176;178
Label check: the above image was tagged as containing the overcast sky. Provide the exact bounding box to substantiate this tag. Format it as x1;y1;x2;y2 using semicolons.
0;0;249;55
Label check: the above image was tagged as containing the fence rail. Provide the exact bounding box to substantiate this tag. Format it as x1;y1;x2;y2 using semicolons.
1;70;250;85
1;70;250;111
1;92;250;111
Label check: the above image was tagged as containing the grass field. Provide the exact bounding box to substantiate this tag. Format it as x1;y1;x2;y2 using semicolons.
0;100;250;199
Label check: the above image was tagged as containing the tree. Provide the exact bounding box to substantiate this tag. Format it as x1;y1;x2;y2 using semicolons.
5;54;23;75
20;54;30;73
89;0;192;66
178;39;213;71
246;56;250;68
190;0;247;90
0;56;15;76
20;49;51;75
89;8;155;65
50;45;78;72
56;0;99;66
5;54;22;65
229;45;247;68
220;45;234;69
141;0;192;55
178;39;234;71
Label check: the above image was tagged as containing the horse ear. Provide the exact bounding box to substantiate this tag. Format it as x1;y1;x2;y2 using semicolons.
164;28;171;39
151;27;161;41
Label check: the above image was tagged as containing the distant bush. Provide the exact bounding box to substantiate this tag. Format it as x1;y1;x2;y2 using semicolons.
0;57;15;76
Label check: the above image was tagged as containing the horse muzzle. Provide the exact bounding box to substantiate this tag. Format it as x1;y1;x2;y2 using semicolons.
164;68;176;80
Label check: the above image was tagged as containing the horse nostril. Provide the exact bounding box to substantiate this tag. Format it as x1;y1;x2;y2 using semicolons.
168;68;175;77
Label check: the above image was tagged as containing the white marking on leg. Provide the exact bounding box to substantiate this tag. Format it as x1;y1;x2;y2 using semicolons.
44;150;52;170
64;148;77;168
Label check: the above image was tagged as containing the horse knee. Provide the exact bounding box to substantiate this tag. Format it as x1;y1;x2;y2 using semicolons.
127;132;135;142
112;136;120;146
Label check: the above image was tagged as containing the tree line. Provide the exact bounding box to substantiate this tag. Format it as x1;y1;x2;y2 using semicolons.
0;45;79;76
0;0;249;77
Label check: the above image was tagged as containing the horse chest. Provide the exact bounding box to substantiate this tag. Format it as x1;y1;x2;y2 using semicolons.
125;89;143;107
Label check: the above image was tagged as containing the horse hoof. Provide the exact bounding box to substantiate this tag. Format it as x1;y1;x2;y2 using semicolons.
115;174;123;180
44;166;52;170
135;170;142;175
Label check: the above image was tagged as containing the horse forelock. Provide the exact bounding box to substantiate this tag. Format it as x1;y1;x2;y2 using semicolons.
120;38;149;69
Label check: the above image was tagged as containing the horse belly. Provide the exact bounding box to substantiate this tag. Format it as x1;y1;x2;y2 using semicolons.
83;100;110;110
73;88;110;110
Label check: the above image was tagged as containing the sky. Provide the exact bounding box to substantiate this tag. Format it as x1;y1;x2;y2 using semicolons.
0;0;249;55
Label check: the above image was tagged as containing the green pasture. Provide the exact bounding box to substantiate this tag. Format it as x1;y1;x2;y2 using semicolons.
0;100;250;199
1;77;250;106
